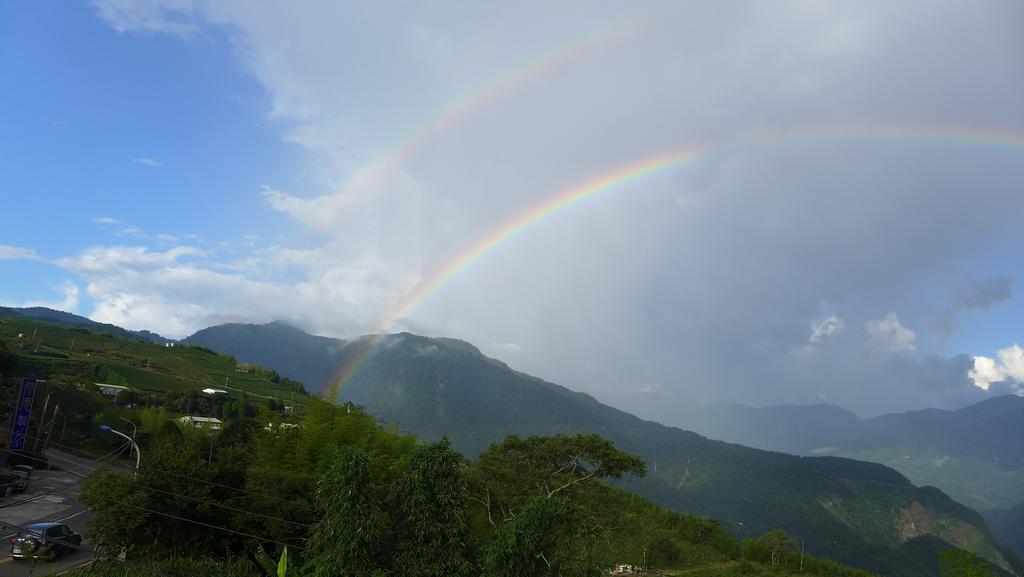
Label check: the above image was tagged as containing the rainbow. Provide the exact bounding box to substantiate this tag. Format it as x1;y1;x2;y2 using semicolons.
324;124;1024;400
322;20;643;213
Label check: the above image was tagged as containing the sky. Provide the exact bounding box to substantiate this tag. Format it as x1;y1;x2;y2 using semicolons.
1;1;1023;416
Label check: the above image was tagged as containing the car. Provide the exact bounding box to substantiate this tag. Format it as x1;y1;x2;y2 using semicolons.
0;470;11;498
12;464;33;478
9;470;27;493
10;523;82;561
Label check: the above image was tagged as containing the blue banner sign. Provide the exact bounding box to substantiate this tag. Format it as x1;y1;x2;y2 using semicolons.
8;378;37;451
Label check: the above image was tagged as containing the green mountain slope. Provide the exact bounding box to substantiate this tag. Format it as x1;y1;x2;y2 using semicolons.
832;396;1024;513
184;321;346;390
186;324;1022;577
623;390;1024;515
0;317;306;403
0;306;172;344
986;501;1024;559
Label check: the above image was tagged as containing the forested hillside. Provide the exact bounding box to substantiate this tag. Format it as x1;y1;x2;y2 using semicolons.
186;324;1023;577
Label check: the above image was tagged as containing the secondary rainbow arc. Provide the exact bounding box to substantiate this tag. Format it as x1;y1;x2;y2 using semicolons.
324;124;1024;401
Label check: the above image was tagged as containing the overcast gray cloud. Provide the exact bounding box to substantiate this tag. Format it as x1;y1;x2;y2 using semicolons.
74;0;1024;414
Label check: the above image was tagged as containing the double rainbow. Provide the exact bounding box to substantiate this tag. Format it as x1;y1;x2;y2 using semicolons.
324;124;1024;401
325;20;643;211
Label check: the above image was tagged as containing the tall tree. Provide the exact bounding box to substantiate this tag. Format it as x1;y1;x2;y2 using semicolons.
483;496;594;577
469;434;646;524
391;438;472;577
307;447;387;577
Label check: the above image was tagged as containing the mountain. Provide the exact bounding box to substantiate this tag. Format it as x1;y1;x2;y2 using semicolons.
0;317;306;403
623;391;1024;514
615;395;865;454
986;501;1024;559
185;322;1022;577
183;321;346;389
832;396;1024;513
0;306;172;344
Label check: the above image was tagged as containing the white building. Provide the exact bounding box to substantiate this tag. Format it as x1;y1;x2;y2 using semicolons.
179;416;223;430
95;383;130;397
201;388;228;395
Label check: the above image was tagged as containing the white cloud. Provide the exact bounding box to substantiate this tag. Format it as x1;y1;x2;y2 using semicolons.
79;0;1024;412
809;315;844;344
8;281;81;313
969;344;1024;391
92;0;199;37
130;157;161;166
490;342;523;353
0;245;42;261
92;216;123;225
866;313;917;357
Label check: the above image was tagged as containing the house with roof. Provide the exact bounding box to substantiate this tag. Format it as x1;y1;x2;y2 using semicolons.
179;416;223;430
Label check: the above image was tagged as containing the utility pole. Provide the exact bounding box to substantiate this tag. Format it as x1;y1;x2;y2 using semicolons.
69;339;75;354
43;404;60;451
799;537;804;572
32;390;52;454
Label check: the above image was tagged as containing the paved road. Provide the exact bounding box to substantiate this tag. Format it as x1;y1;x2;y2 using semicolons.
0;450;106;577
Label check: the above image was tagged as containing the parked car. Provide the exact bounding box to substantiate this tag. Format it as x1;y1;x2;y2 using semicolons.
12;464;33;478
10;523;82;561
9;470;27;493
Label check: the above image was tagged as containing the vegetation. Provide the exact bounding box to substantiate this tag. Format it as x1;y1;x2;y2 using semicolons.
63;394;881;577
4;319;1013;577
0;317;309;408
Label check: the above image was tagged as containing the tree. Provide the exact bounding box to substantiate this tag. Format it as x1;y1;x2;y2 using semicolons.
938;549;995;577
758;529;797;567
470;434;646;524
79;468;151;555
483;496;594;577
307;447;387;577
391;438;473;577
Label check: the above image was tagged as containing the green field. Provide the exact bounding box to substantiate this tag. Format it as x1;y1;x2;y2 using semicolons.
0;317;310;404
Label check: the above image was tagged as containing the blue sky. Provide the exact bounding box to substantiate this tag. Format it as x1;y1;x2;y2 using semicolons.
1;1;1022;413
0;1;300;308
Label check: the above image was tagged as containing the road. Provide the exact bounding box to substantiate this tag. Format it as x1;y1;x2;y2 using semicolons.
0;450;106;577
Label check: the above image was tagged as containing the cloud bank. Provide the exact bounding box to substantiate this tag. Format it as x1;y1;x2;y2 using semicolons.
21;0;1018;414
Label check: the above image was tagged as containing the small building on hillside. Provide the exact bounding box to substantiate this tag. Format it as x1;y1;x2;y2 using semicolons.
95;383;130;398
201;388;228;395
179;416;223;430
264;422;299;432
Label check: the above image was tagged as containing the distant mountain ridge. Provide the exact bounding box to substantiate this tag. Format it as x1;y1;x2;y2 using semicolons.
0;306;172;344
183;321;347;388
184;321;1023;577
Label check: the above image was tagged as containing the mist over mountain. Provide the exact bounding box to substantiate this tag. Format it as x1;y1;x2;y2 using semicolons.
184;320;1023;577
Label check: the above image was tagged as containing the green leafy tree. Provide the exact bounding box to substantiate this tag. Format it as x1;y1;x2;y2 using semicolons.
79;468;151;555
469;434;646;524
483;496;595;577
307;447;387;577
391;438;473;577
757;529;797;567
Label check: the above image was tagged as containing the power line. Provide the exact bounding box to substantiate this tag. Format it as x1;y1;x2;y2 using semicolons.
123;478;313;528
146;467;315;510
0;518;201;577
88;493;306;551
0;443;131;510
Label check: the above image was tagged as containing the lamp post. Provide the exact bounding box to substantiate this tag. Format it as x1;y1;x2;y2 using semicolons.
99;425;140;472
118;417;137;442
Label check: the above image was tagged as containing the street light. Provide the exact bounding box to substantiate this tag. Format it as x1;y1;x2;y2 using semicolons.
99;425;141;472
118;417;137;441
